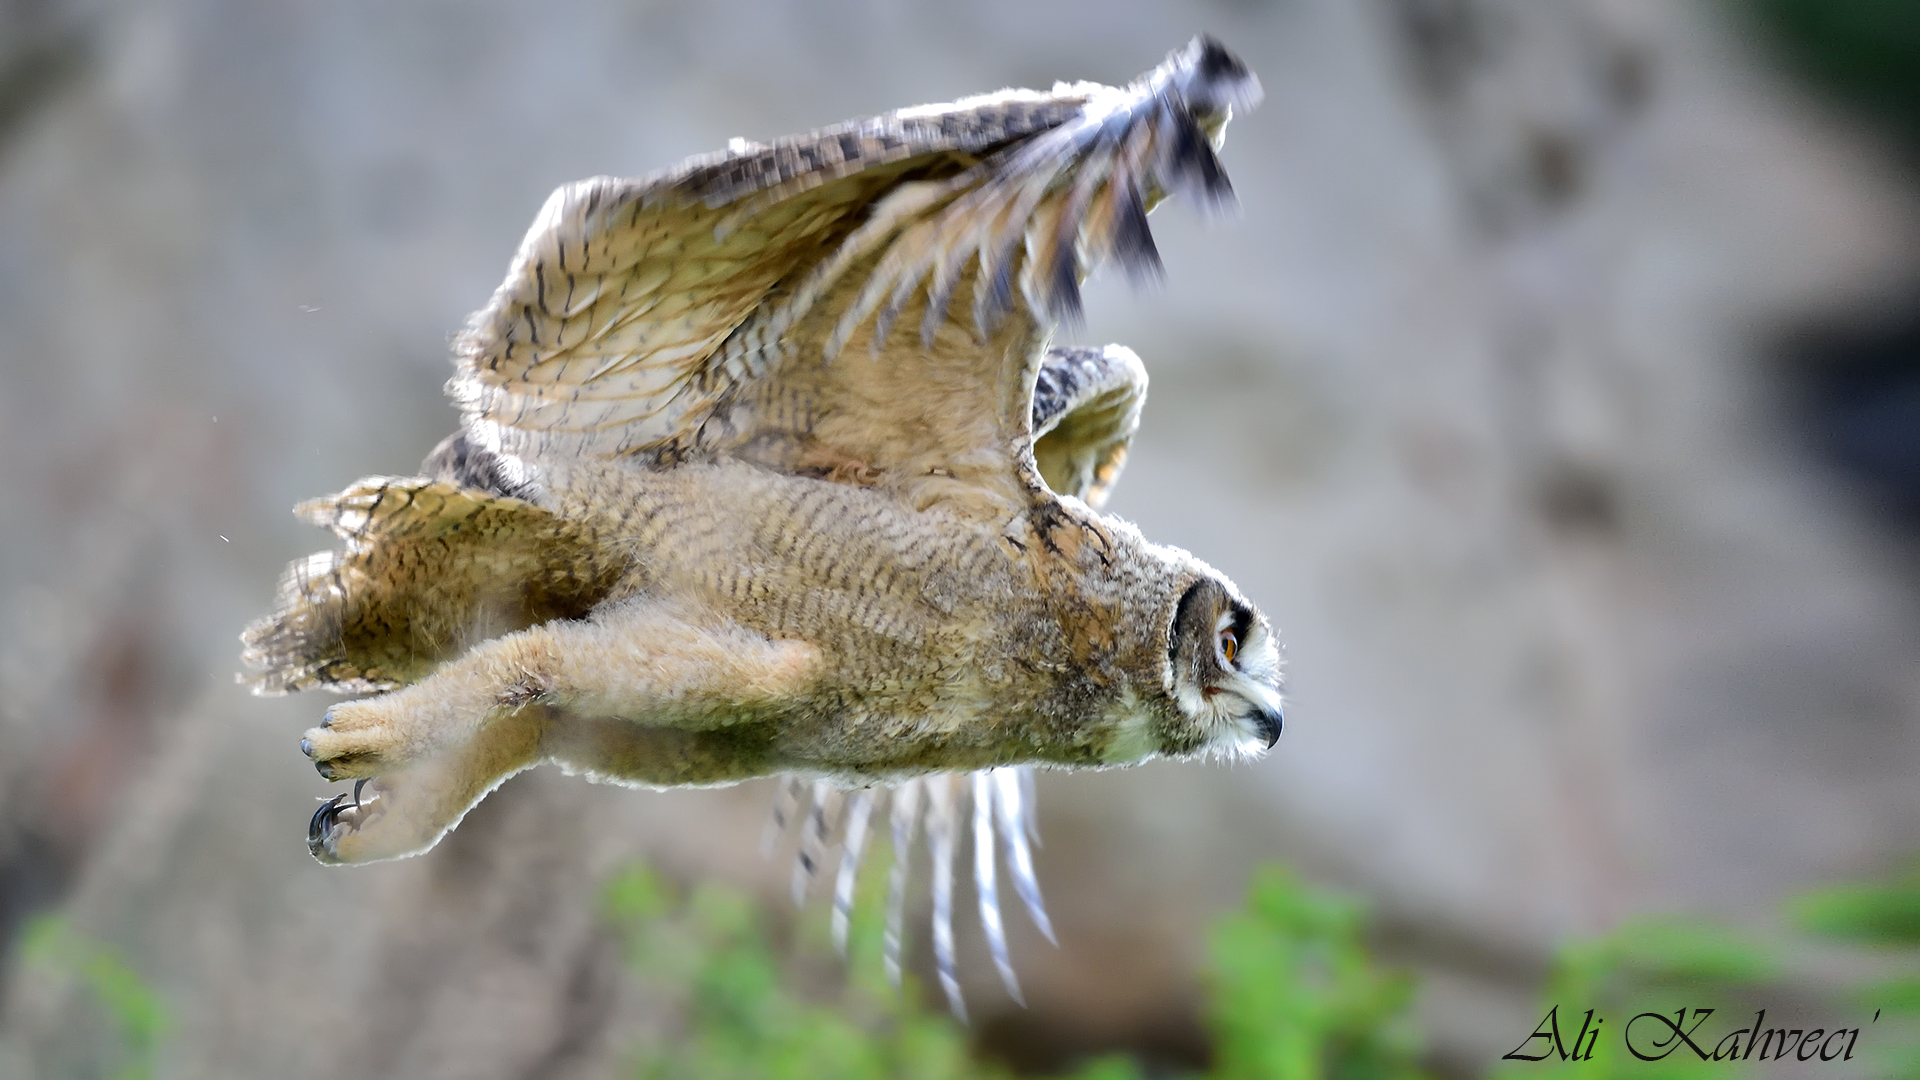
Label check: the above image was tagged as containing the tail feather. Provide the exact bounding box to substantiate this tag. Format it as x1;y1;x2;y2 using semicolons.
884;779;922;989
775;767;1053;1021
925;774;966;1023
832;790;877;956
973;771;1023;1004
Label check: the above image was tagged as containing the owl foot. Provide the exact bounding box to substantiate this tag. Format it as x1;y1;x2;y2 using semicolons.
303;703;549;865
301;700;408;780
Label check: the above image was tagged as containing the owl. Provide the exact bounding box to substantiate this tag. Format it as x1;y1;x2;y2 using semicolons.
242;37;1280;1017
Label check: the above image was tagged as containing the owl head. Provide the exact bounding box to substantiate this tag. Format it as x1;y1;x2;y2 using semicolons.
1160;575;1283;759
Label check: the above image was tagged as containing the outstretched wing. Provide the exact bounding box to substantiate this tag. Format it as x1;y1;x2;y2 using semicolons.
451;36;1256;511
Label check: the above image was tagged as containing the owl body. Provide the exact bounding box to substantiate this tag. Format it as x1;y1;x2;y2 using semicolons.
243;38;1283;901
524;455;1204;781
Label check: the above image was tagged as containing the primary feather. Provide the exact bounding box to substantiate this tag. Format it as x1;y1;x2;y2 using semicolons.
445;36;1257;485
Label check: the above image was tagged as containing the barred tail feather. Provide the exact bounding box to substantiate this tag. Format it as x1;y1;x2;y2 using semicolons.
974;771;1023;1004
769;766;1053;1020
926;774;965;1022
832;790;876;956
995;767;1055;944
791;780;837;906
885;779;923;989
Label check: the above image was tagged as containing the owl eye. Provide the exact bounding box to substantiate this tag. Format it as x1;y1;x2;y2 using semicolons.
1219;628;1238;665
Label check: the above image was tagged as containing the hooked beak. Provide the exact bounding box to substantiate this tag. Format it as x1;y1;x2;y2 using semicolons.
1253;705;1282;750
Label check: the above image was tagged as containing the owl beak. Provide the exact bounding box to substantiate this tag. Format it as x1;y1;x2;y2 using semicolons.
1253;705;1282;750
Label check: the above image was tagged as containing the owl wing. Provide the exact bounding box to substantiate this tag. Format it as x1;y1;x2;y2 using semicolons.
240;478;627;694
1030;344;1147;509
449;37;1255;509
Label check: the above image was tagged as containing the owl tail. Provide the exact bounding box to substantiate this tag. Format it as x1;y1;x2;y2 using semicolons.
240;477;623;695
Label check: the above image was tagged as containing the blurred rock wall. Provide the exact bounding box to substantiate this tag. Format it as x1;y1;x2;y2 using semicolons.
0;0;1915;1076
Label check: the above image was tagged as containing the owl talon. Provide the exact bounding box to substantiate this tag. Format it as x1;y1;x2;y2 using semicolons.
308;781;387;864
309;793;350;863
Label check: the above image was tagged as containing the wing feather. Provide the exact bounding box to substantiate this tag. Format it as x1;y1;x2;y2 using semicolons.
448;37;1258;492
1030;345;1148;508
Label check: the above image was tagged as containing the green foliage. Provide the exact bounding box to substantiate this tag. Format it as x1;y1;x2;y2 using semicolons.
1736;0;1920;152
1793;866;1920;947
1544;917;1779;1009
1793;864;1920;1078
1493;918;1776;1080
604;861;1015;1080
602;854;1920;1079
1203;866;1425;1080
18;915;167;1080
604;859;1427;1080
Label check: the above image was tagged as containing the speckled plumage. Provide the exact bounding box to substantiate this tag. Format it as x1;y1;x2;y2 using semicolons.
242;36;1280;1015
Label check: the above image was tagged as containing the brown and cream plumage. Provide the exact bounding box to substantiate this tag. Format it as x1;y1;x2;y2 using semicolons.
242;37;1279;1016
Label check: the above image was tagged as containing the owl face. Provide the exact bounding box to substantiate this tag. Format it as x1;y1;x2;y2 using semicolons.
1164;577;1283;759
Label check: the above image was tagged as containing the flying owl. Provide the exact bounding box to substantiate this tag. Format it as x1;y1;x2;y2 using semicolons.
242;37;1280;1017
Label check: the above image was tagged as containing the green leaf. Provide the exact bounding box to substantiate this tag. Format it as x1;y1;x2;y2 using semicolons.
1793;876;1920;947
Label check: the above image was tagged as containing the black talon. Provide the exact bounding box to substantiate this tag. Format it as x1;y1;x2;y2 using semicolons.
352;778;369;807
309;793;350;862
300;737;312;758
314;759;336;781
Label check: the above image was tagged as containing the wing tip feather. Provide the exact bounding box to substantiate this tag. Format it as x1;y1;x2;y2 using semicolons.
1172;35;1263;114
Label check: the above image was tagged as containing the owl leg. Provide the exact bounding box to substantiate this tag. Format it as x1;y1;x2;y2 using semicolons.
538;713;782;787
300;602;820;863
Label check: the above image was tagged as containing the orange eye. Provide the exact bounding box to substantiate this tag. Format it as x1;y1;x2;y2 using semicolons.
1220;629;1238;664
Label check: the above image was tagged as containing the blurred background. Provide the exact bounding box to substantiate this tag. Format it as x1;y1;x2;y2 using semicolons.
0;0;1916;1076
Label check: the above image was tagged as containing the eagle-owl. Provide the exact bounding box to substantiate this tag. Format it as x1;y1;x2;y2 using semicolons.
243;38;1279;1016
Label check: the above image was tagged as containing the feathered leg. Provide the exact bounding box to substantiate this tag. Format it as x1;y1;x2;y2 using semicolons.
300;602;819;863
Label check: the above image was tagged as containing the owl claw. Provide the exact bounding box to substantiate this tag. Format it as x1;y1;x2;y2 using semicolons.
308;781;386;864
309;793;350;863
